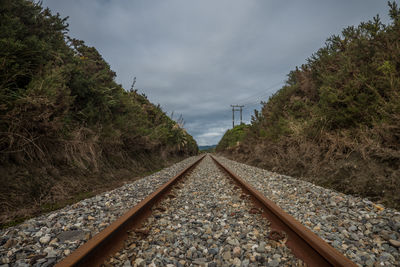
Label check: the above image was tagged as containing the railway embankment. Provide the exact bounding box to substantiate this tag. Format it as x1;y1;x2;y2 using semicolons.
1;155;399;266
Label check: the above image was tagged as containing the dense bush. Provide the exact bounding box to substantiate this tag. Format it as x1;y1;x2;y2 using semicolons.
240;1;400;143
0;0;197;224
218;2;400;209
216;124;249;151
0;0;197;166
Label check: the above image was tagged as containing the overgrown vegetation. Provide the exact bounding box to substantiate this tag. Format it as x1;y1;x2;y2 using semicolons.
0;0;198;226
218;2;400;209
216;124;249;151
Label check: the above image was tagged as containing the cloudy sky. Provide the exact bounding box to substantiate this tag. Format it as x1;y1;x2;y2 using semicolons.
42;0;392;145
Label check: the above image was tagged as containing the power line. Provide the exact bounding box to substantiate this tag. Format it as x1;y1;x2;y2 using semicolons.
226;81;285;127
238;81;284;105
239;90;277;106
243;101;264;107
239;81;283;102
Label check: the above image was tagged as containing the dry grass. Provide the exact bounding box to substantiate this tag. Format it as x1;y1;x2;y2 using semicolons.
0;146;189;228
221;124;400;210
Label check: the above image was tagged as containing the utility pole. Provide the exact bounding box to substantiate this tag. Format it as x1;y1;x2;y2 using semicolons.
231;105;236;128
230;105;244;128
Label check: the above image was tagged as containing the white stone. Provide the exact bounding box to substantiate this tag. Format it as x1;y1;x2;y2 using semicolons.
39;235;51;244
135;258;145;267
47;213;57;220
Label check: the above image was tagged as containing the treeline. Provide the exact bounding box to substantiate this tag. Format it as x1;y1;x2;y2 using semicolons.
0;0;197;225
217;2;400;209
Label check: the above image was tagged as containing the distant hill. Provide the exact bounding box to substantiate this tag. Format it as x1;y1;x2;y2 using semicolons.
199;145;217;151
217;2;400;210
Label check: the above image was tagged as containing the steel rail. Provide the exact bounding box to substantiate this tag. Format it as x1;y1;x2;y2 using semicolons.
56;155;205;267
211;155;357;267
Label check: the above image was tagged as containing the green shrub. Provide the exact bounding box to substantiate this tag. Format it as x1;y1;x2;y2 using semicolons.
216;124;249;151
0;0;198;164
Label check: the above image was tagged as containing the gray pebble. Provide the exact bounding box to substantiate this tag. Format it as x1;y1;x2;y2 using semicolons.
215;156;400;266
103;156;299;266
0;156;201;266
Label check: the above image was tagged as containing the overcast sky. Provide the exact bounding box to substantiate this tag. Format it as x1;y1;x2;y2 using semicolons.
42;0;392;145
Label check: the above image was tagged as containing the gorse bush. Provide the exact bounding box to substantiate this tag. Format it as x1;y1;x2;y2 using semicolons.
246;1;400;140
216;124;249;151
0;0;198;165
217;2;400;209
0;0;198;224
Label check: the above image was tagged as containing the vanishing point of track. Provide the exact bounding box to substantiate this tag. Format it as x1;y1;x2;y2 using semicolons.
56;155;356;267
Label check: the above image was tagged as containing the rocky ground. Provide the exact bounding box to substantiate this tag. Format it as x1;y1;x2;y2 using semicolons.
0;156;201;267
215;156;400;266
1;154;399;266
105;156;303;267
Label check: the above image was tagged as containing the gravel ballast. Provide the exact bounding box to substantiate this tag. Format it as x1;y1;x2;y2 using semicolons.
0;156;201;266
1;154;399;266
216;155;400;266
105;155;303;267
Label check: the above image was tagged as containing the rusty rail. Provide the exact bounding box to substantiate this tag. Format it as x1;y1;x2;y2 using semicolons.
56;155;205;267
211;155;356;267
57;154;356;267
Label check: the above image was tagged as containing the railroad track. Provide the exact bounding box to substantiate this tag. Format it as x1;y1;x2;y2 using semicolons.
56;155;356;267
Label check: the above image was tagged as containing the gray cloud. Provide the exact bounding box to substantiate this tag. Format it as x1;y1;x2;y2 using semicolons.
42;0;392;145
